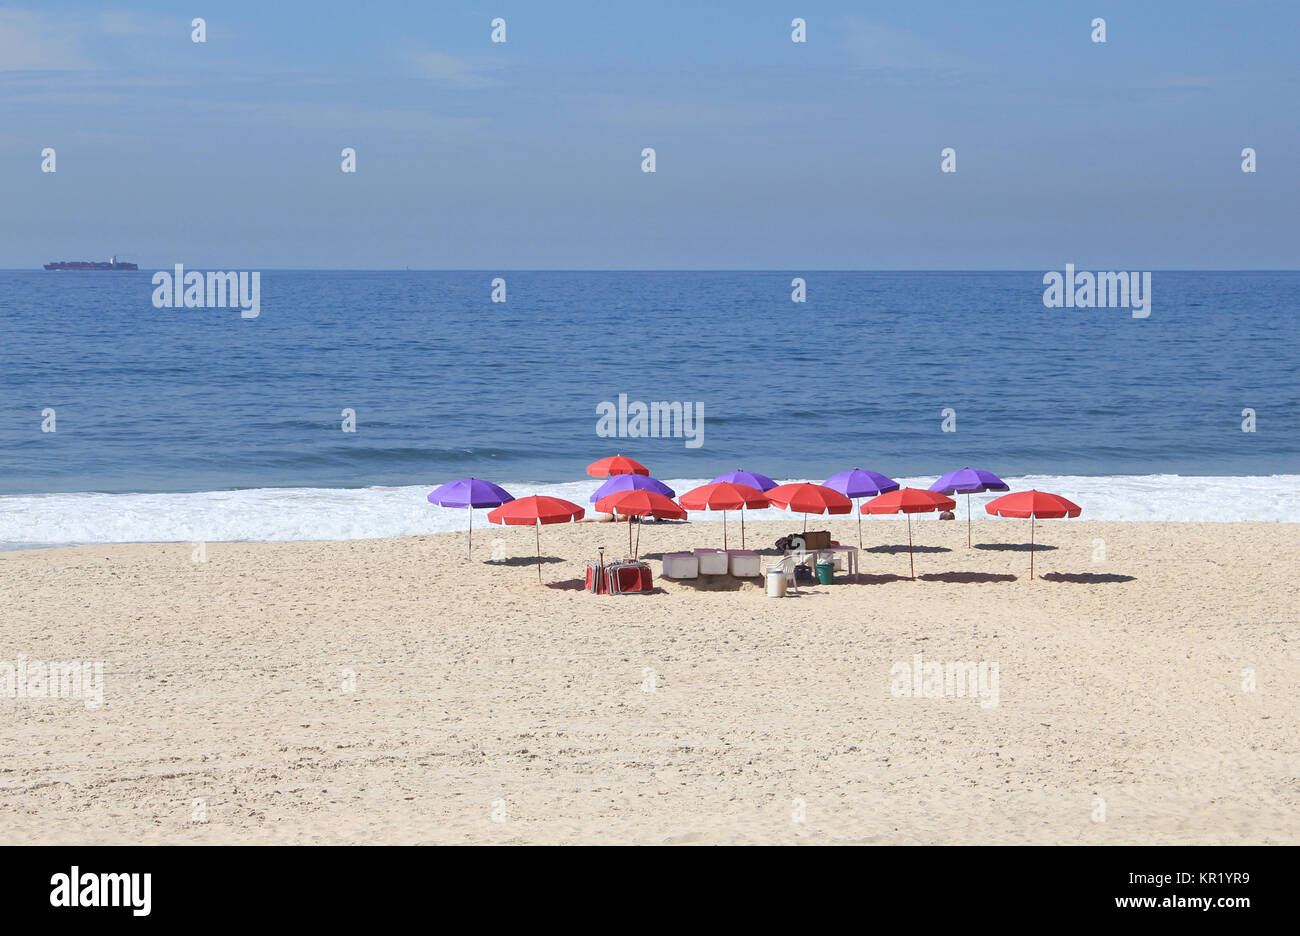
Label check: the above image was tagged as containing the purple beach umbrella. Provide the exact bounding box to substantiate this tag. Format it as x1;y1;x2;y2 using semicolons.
929;467;1010;547
824;468;900;553
590;474;676;503
711;469;778;492
427;477;515;558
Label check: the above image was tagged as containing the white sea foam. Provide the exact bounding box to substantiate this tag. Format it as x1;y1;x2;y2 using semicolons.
0;475;1296;550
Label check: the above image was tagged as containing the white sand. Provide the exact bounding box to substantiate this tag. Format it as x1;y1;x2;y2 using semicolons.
0;517;1295;844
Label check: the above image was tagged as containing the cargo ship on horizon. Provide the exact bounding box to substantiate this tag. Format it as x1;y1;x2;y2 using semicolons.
44;255;139;271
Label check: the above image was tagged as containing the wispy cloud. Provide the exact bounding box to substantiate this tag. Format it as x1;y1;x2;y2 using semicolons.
838;16;959;72
1146;76;1214;92
0;9;94;71
98;11;175;38
407;50;496;87
205;99;491;139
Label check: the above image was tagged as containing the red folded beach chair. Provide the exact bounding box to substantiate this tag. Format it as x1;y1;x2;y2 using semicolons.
604;559;652;594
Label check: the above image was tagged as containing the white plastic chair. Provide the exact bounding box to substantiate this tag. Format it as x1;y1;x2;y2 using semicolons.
763;553;802;594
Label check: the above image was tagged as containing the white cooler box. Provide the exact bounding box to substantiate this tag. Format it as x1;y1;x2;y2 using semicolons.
694;548;729;575
662;552;699;579
726;549;762;577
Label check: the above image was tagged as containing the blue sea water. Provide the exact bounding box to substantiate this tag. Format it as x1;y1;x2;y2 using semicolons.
1;270;1297;544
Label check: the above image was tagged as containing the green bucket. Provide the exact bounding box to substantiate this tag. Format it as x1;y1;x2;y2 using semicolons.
815;561;834;585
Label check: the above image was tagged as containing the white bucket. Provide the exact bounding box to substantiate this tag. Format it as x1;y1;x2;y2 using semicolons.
766;569;788;598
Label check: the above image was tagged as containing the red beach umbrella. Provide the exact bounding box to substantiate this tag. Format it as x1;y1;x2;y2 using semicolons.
765;483;852;532
488;495;586;583
587;454;650;478
596;489;686;558
862;488;956;580
678;481;769;549
985;490;1081;580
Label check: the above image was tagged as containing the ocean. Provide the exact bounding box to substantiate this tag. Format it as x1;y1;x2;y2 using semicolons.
1;270;1297;547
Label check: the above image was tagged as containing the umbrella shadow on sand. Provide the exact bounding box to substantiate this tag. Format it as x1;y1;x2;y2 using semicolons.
1040;571;1136;584
973;542;1058;552
853;572;914;584
490;556;566;567
865;544;952;555
918;571;1018;583
545;578;588;591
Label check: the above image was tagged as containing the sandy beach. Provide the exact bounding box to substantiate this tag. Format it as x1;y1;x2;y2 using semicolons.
1;517;1296;845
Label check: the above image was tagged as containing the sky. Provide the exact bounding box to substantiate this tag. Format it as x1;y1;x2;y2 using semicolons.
1;0;1296;269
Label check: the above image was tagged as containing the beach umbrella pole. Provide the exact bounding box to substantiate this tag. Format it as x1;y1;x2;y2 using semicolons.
907;513;915;580
855;500;861;583
535;523;542;584
723;511;728;550
741;510;745;549
469;505;473;559
1030;514;1035;580
967;493;972;548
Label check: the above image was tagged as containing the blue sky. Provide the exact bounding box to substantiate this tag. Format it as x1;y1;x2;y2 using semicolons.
2;1;1296;268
